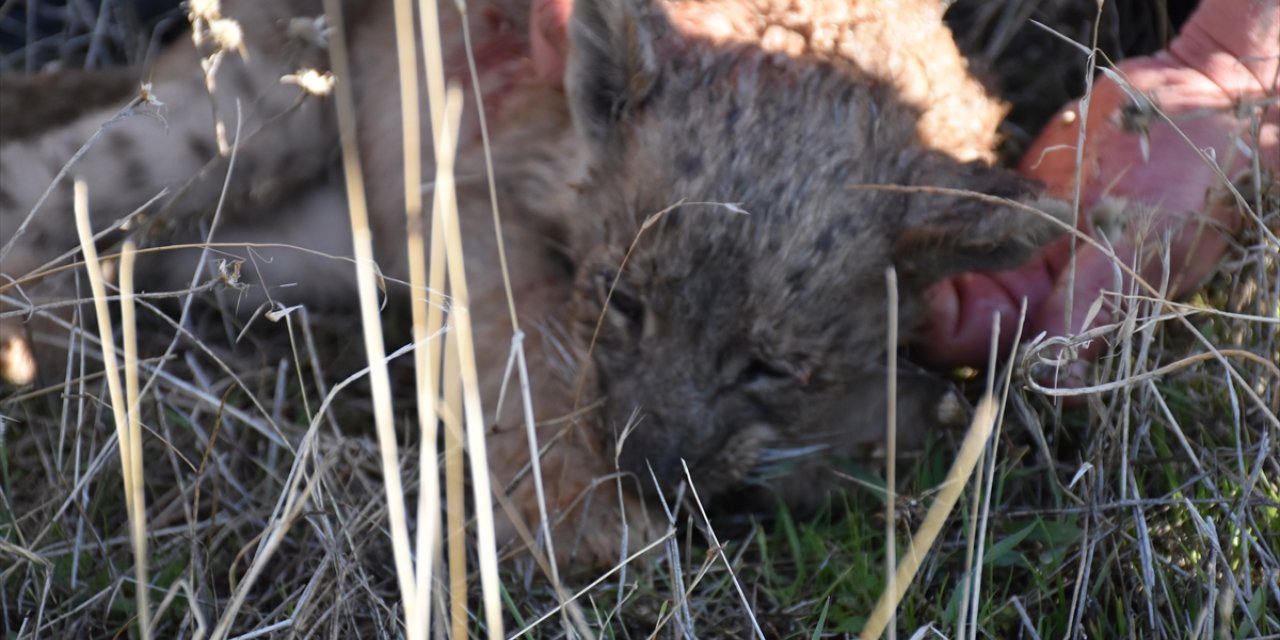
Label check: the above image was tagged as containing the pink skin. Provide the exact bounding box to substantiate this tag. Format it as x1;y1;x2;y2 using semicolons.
924;0;1280;371
530;0;572;86
526;0;1279;376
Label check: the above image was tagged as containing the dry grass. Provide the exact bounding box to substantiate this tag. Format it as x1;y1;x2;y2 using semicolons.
0;0;185;73
2;0;1278;638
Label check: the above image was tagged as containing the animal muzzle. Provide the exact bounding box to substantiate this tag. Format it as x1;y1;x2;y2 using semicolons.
619;421;783;500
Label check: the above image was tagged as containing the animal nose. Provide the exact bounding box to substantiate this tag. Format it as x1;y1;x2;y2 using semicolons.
616;443;682;496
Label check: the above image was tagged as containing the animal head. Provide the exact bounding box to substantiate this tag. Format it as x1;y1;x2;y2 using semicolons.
562;0;1061;499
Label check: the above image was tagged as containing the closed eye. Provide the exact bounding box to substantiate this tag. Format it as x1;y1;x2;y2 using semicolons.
596;269;645;329
738;358;791;385
605;286;644;326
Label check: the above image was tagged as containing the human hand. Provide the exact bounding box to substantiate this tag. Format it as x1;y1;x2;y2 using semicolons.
923;0;1279;374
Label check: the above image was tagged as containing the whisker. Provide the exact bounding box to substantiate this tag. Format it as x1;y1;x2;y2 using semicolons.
750;444;830;480
755;444;828;463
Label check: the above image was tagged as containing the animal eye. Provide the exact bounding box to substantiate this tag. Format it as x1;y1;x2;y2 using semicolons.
606;287;644;326
738;358;790;385
595;270;644;328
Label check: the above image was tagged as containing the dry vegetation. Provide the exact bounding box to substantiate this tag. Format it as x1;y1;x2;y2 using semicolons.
2;0;1277;638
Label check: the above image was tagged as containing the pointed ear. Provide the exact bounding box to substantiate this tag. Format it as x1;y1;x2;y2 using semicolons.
892;159;1067;283
566;0;665;144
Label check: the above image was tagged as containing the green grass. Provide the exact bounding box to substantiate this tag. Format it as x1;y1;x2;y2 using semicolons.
4;296;1276;637
484;371;1277;638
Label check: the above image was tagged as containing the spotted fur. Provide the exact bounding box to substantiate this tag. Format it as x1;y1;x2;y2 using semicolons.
1;0;1064;562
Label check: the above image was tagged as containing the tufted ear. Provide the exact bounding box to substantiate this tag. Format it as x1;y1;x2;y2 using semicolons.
891;159;1066;283
566;0;666;144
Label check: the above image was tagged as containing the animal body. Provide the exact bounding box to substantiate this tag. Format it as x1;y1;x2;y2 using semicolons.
0;0;1063;561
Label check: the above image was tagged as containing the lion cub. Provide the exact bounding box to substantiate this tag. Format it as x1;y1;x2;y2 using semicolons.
557;0;1062;510
1;0;1062;562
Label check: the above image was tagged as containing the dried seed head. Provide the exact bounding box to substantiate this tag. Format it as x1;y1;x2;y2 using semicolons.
0;333;36;386
208;18;245;56
188;0;221;22
217;259;246;290
281;69;335;97
137;82;164;109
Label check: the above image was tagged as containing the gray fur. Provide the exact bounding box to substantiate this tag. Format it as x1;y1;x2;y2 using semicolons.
563;0;1062;503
